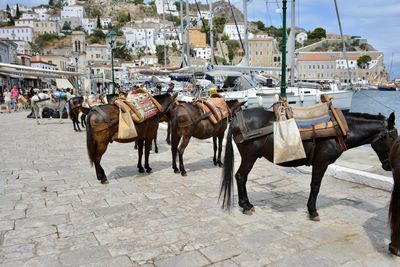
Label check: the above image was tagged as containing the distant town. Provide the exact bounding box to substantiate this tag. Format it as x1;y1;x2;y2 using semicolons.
0;0;389;93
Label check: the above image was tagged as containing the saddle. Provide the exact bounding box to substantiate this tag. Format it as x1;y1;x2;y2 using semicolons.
113;88;161;123
51;92;66;102
82;96;102;108
196;93;231;124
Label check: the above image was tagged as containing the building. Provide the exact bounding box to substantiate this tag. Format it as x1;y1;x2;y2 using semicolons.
123;24;157;55
82;17;112;34
33;20;59;37
296;32;308;45
71;31;86;53
86;44;111;62
155;0;178;15
248;37;276;67
296;51;385;83
15;18;35;28
18;54;31;66
194;46;211;60
61;5;85;19
223;22;254;41
59;17;82;32
21;12;39;20
41;55;69;71
32;6;50;14
141;55;158;66
188;28;206;48
0;39;18;64
0;26;34;42
0;10;8;22
31;55;57;70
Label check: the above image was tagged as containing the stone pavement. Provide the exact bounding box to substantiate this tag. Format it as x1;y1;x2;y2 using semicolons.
0;111;399;266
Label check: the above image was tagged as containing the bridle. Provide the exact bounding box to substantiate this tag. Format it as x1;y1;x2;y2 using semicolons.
371;127;398;165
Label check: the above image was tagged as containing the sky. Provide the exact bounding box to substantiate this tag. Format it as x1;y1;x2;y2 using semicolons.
2;0;400;79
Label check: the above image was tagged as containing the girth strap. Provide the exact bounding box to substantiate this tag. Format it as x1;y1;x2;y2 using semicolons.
233;111;274;144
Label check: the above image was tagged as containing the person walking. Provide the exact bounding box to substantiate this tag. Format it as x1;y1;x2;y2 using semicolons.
10;86;20;112
4;89;11;113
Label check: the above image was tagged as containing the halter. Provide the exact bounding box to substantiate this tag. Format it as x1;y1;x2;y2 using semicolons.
371;127;398;165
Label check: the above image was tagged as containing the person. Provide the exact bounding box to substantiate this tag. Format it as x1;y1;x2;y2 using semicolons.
4;89;11;113
65;88;75;119
167;83;175;94
10;86;19;112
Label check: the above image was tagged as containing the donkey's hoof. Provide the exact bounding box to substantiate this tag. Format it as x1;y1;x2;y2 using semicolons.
243;209;253;215
101;179;109;184
389;243;400;256
250;207;255;212
218;162;224;168
213;161;218;166
309;215;320;222
181;171;187;177
138;168;145;173
174;169;180;174
154;149;158;154
146;168;152;173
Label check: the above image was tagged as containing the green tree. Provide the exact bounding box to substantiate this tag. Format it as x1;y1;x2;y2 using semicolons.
15;4;21;19
228;46;234;63
62;21;71;32
221;33;229;42
96;15;101;29
91;8;101;18
308;27;326;40
48;0;54;6
117;11;130;25
171;42;178;52
213;16;226;34
132;0;144;4
6;4;10;12
357;55;372;69
156;45;169;65
254;20;266;32
113;41;132;60
89;29;106;44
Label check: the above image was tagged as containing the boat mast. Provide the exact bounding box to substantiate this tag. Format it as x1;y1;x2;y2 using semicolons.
280;0;287;97
210;1;215;65
243;0;249;63
289;0;295;86
163;0;167;69
186;0;190;67
180;0;185;67
334;0;351;86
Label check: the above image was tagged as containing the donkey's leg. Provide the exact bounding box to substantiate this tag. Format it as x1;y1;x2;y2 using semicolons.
389;168;400;256
307;164;328;221
153;132;159;154
213;136;218;166
144;138;153;173
235;155;258;214
81;114;87;128
136;139;145;173
166;122;171;145
171;133;181;174
178;135;191;176
94;142;109;184
217;133;224;167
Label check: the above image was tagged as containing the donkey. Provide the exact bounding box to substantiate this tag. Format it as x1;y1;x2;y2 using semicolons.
31;93;67;125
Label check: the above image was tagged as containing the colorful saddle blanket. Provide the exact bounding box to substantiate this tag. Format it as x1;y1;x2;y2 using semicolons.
196;94;230;124
52;91;66;100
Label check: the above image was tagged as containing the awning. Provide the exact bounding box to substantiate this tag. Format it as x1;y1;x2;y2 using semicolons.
56;78;75;89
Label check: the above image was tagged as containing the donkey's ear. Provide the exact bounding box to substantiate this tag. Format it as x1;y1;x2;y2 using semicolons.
173;92;178;99
388;112;395;129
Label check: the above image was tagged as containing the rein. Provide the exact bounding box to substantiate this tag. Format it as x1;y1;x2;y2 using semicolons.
371;128;398;165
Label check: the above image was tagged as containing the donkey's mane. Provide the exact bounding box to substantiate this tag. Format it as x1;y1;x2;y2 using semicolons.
347;112;386;121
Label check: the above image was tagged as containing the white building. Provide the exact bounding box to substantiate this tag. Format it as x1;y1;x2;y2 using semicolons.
21;12;39;20
15;18;35;28
31;57;57;70
141;55;158;66
0;26;34;42
155;0;178;16
33;7;49;14
82;17;111;34
123;24;157;55
336;59;357;70
61;5;84;19
194;46;211;60
296;32;308;45
86;44;111;62
67;0;77;6
223;22;253;40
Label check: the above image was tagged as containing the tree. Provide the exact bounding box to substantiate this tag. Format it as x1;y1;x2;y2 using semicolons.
113;41;132;60
309;27;326;40
6;4;10;12
62;21;71;32
228;46;234;63
213;16;226;34
91;8;101;18
221;33;229;42
132;0;144;4
156;45;169;66
254;20;266;32
89;29;106;44
15;4;21;19
357;55;372;69
48;0;54;6
171;42;178;52
96;15;101;29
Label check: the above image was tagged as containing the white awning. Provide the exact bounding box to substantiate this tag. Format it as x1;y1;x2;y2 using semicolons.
56;78;75;89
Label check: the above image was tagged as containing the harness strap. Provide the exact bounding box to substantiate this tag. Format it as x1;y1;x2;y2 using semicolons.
307;125;317;166
234;125;274;144
328;110;348;151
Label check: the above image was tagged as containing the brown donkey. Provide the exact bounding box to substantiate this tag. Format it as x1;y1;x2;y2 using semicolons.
86;93;176;184
390;137;400;256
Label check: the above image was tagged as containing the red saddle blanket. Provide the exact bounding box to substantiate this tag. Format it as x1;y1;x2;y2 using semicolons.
196;94;230;124
125;92;159;123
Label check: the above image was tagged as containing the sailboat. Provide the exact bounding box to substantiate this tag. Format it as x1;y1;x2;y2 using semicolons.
212;0;353;111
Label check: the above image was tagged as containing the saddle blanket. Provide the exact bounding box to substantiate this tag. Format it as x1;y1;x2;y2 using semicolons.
126;92;159;123
52;91;67;100
196;94;230;124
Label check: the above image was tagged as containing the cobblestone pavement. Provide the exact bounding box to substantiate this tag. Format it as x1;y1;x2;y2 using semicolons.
0;111;399;267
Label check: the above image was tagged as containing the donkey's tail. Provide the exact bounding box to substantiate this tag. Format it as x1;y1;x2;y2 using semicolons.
219;121;235;210
86;111;96;166
389;168;400;251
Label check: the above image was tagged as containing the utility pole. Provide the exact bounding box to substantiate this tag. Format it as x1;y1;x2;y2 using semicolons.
280;0;287;98
180;0;185;66
186;0;190;66
243;0;249;63
289;0;296;86
209;1;214;65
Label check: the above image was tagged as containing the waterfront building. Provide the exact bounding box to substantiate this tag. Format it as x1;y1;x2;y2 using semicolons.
188;28;206;48
41;55;70;71
0;26;34;42
248;37;276;67
31;55;57;70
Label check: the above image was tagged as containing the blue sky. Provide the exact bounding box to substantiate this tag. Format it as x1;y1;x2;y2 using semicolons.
2;0;400;79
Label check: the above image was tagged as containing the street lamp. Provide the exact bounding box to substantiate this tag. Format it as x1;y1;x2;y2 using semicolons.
72;51;80;95
107;28;117;94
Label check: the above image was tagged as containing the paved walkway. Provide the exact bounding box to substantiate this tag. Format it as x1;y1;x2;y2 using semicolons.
0;111;399;266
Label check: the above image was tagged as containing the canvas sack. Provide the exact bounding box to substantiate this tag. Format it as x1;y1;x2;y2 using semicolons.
273;118;306;164
118;106;138;139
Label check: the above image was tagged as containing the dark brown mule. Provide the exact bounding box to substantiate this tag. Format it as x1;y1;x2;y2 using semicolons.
86;93;176;184
389;137;400;256
169;99;244;176
220;110;397;221
68;96;90;132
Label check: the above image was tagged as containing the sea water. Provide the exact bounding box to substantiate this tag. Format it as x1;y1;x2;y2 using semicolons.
351;90;400;126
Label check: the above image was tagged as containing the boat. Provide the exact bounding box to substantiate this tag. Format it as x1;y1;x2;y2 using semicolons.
377;83;400;91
